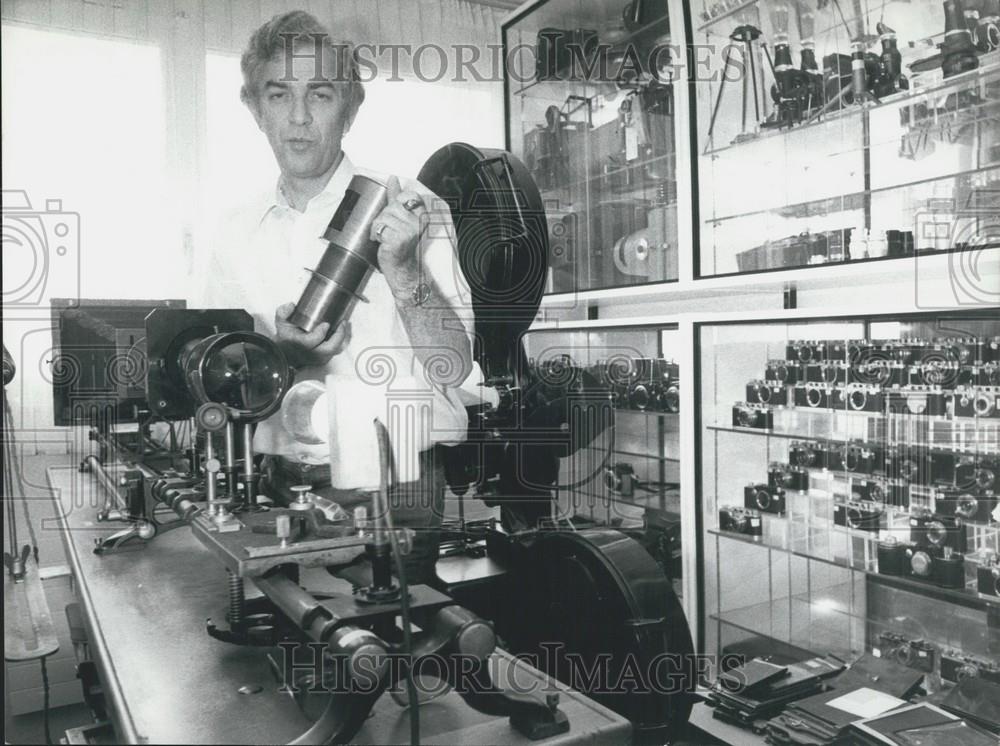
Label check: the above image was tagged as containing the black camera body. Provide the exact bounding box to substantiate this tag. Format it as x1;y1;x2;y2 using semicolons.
789;440;823;469
719;506;763;537
765;359;801;385
744;483;786;515
886;386;948;417
805;363;848;386
940;651;1000;685
951;387;1000;419
873;632;936;674
909;510;968;553
794;383;832;410
787;340;828;364
843;441;882;474
834;501;883;532
885;446;932;484
733;403;774;430
934;487;998;524
955;455;999;493
768;463;809;492
877;537;915;576
851;479;886;503
746;380;788;407
976;554;1000;597
604;462;635;497
843;385;885;413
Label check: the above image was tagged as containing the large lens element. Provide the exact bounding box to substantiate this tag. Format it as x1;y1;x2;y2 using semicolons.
182;332;290;422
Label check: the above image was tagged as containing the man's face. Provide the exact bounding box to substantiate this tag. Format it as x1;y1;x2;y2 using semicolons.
248;47;355;180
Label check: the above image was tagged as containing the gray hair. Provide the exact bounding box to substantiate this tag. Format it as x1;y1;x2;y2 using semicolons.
240;10;365;108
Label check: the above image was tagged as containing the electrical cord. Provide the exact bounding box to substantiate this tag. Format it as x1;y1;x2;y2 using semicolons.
373;419;419;746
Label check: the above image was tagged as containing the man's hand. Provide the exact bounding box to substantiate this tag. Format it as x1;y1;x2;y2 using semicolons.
273;302;349;368
371;175;428;298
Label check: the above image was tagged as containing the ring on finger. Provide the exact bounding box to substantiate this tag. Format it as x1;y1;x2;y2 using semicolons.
402;196;424;212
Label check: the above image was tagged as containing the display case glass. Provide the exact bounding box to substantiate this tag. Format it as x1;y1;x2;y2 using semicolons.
503;0;681;293
693;0;1000;277
523;324;684;596
698;311;1000;680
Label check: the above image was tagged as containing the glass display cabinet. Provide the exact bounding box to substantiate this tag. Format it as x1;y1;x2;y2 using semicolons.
693;0;1000;277
503;0;682;293
697;310;1000;683
523;324;684;596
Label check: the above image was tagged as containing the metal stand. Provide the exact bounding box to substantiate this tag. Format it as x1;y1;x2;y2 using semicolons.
704;25;763;152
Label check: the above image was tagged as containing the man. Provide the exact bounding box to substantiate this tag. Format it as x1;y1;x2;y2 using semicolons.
200;10;476;583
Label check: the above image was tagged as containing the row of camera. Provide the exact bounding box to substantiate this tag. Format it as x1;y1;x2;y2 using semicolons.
872;632;1000;686
783;337;1000;367
733;383;1000;426
535;356;680;413
757;361;1000;391
718;500;1000;597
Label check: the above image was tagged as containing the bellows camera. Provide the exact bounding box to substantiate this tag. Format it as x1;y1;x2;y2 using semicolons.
732;403;773;429
744;483;786;515
718;506;763;537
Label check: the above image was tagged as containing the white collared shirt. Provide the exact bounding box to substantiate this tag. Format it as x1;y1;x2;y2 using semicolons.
195;154;476;464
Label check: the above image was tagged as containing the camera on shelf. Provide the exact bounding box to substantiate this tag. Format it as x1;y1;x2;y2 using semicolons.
934;487;998;524
886;446;932;484
719;505;763;537
793;383;832;410
746;380;788;407
840;384;885;414
961;362;1000;388
955;455;999;492
940;651;1000;685
977;553;1000;597
628;357;657;411
744;483;786;515
953;386;1000;419
806;363;848;386
886;386;949;417
910;509;968;554
834;501;883;532
789;440;823;469
877;536;966;589
768;462;809;492
732;403;774;430
765;359;801;385
943;337;983;367
604;462;635;498
851;478;887;503
873;632;936;674
786;340;829;364
654;364;680;414
843;441;882;474
984;336;1000;364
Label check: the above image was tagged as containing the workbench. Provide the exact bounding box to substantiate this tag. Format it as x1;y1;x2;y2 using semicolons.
46;464;632;745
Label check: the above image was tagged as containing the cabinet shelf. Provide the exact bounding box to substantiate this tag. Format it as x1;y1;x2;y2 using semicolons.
701;60;1000;160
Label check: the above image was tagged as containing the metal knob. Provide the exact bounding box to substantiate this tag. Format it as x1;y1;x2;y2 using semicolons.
276;515;291;548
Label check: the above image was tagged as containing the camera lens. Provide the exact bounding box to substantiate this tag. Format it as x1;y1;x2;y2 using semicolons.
631;384;649;410
807;387;822;407
737;407;754;427
849;389;868;411
798;345;812;363
776;365;789;382
974;467;995;490
956;495;979;520
910;550;933;577
847;507;863;528
757;385;772;404
755;489;772;510
974;393;995;417
957;663;979;681
823;365;839;384
664;385;679;413
926;520;947;546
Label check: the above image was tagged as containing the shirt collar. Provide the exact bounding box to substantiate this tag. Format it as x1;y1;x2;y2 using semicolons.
259;152;356;224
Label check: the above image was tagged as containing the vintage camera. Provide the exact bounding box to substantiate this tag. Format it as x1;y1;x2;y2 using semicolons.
940;651;1000;685
934;487;998;524
962;362;1000;387
886;386;948;417
885;446;932;484
604;462;635;498
627;357;657;411
843;441;882;475
787;340;828;364
806;363;848;386
794;383;831;410
953;386;1000;418
765;359;801;385
744;483;786;515
746;380;788;407
909;546;966;589
653;363;680;413
910;509;968;553
941;0;980;78
822;442;846;472
718;505;763;537
943;337;983;367
851;478;887;503
768;463;809;492
976;553;1000;597
874;632;936;673
834;501;883;532
877;537;916;576
842;384;885;413
732;403;774;430
789;440;823;469
984;335;1000;364
955;455;999;493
